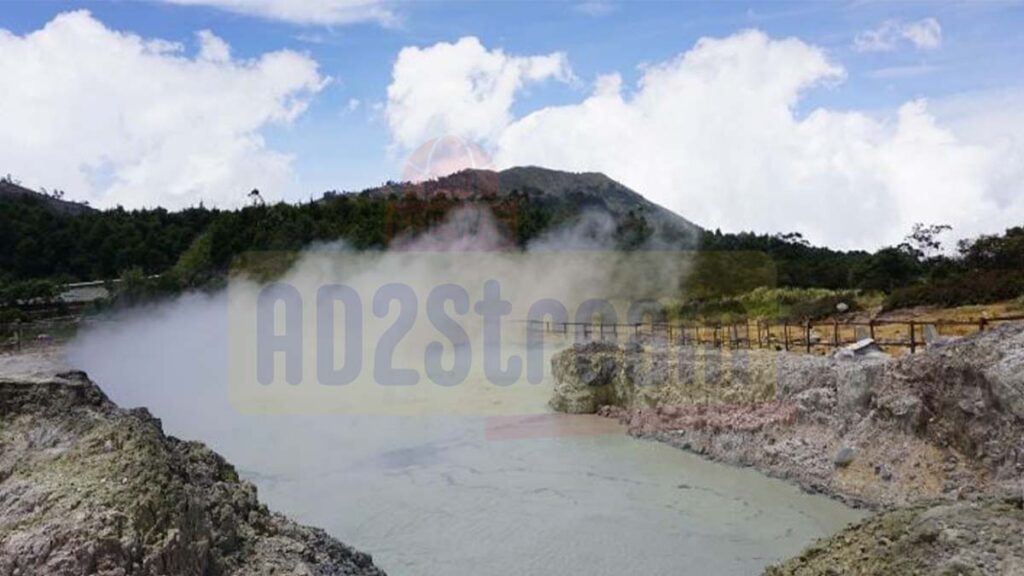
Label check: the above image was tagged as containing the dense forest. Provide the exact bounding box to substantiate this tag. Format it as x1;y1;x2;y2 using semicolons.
1;172;1022;316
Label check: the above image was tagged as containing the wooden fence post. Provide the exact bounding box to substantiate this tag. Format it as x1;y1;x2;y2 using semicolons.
527;314;1020;354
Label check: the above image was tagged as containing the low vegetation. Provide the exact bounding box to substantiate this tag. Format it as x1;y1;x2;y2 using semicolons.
669;286;873;322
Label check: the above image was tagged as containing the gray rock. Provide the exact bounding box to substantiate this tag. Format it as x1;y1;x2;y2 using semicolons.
834;447;857;468
0;369;385;576
832;348;855;360
766;498;1024;575
843;338;886;357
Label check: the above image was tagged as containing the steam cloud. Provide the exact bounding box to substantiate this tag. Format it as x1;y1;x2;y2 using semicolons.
68;205;693;420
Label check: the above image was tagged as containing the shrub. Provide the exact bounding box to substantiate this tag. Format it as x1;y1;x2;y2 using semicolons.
0;279;59;308
787;292;862;321
734;286;836;318
670;287;868;322
883;269;1024;311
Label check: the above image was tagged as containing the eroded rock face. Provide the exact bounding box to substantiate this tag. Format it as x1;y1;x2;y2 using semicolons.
550;342;622;413
0;369;385;576
874;327;1024;484
551;324;1024;508
551;340;887;415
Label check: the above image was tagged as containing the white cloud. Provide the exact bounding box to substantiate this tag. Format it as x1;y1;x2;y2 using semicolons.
901;18;943;50
161;0;396;26
854;22;899;52
0;11;326;209
197;29;231;62
386;30;1023;249
295;32;328;44
855;18;942;52
865;63;940;79
573;1;616;17
385;37;573;149
930;88;1024;214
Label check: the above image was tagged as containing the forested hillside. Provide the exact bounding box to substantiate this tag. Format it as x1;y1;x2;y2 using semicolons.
1;167;1021;315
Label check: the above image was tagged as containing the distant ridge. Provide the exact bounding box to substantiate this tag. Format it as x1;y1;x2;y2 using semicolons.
0;167;699;242
0;179;94;216
358;166;702;244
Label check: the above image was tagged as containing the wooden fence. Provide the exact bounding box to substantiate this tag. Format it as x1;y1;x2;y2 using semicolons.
523;314;1024;355
0;316;81;352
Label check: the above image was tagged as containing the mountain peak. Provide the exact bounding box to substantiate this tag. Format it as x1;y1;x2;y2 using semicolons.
354;166;701;245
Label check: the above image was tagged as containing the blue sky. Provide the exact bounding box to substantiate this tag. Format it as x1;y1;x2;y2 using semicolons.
1;1;1023;248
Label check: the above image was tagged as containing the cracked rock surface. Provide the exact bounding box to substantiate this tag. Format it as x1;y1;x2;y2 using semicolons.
0;359;385;576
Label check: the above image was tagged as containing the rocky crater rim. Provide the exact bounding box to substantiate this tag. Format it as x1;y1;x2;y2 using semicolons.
550;325;1024;510
0;353;385;576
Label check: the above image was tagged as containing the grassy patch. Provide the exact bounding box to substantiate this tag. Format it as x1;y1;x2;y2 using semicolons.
669;287;879;322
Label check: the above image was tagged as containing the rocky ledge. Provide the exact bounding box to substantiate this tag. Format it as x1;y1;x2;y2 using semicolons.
551;324;1024;508
0;362;384;576
765;496;1024;575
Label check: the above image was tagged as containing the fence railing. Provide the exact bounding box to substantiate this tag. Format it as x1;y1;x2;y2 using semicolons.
5;314;1024;356
521;314;1024;355
0;316;81;352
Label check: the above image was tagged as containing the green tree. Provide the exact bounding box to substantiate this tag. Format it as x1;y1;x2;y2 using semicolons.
852;247;922;293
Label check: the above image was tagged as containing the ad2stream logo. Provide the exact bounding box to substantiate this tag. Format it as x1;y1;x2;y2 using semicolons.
227;250;779;436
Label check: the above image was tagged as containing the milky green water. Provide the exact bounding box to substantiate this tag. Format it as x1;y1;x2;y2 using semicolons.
68;310;864;576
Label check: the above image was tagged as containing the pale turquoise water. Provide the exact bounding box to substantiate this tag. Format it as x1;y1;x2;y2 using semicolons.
68;305;863;576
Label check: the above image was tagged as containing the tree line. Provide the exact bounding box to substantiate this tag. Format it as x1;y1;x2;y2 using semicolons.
1;189;1021;313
